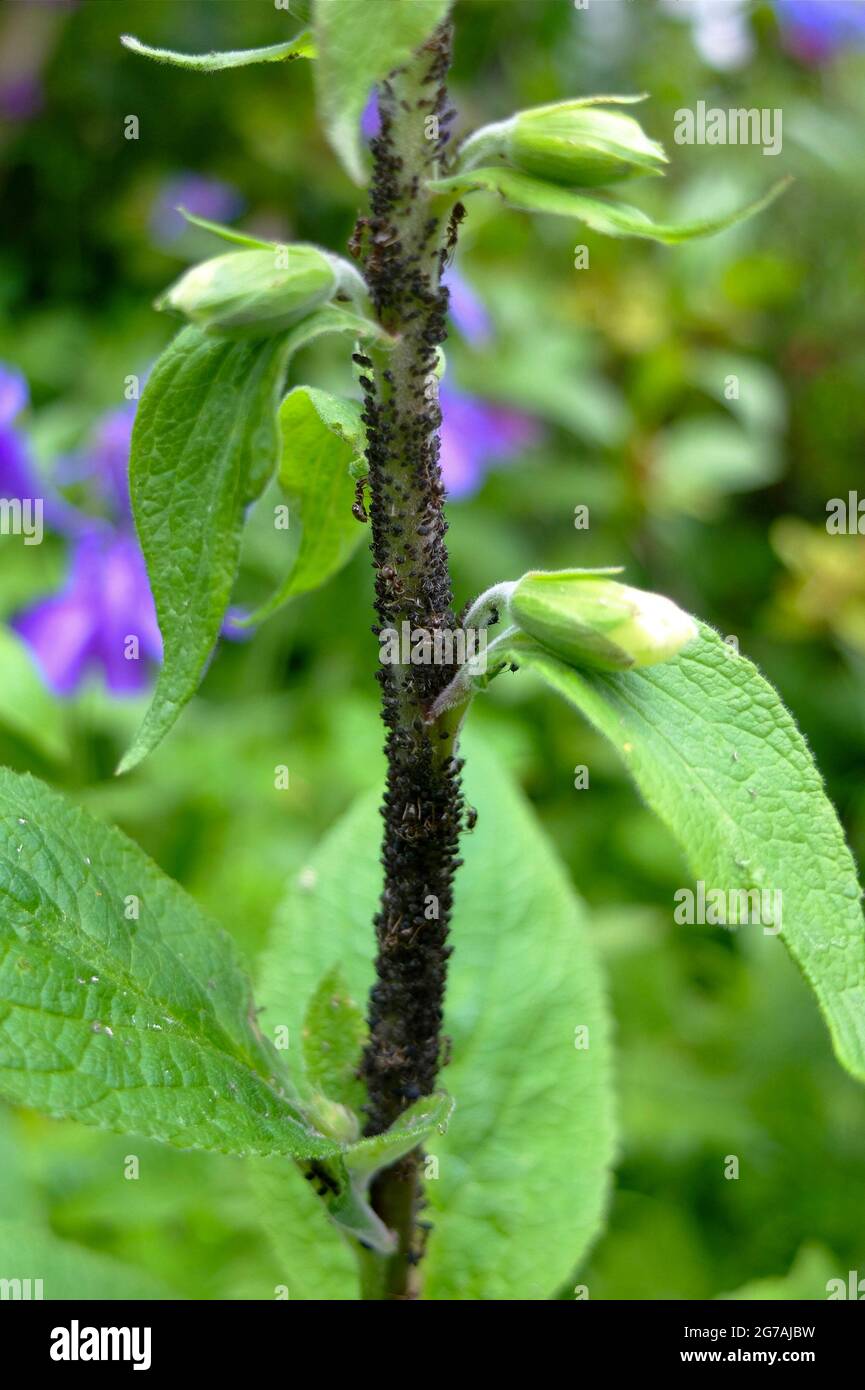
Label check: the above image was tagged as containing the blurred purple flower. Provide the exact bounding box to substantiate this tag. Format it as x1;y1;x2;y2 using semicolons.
0;364;35;499
775;0;865;62
149;173;245;248
442;266;493;348
361;91;381;142
14;526;162;696
0;364;75;533
439;381;539;498
0;74;43;122
55;401;137;520
11;395;161;696
10;381;246;698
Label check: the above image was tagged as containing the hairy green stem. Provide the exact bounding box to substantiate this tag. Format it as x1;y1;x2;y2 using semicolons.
355;22;463;1299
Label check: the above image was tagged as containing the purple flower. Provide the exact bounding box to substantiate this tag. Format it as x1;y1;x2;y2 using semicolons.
0;365;36;500
11;381;249;697
150;173;245;248
443;267;493;348
7;385;161;696
14;526;162;696
439;381;539;498
56;402;137;520
361;92;381;142
0;75;43;123
774;0;865;62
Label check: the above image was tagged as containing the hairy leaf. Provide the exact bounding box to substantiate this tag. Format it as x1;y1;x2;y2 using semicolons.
302;964;366;1111
0;768;337;1159
313;0;453;183
255;733;614;1299
121;32;315;70
428;167;791;243
250;387;366;623
501;626;865;1082
119;329;290;773
345;1093;453;1180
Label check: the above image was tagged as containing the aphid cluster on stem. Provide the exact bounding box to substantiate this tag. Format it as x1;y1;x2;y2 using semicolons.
355;23;465;1155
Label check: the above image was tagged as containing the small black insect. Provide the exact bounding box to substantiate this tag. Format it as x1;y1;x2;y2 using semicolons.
443;201;466;267
348;215;369;260
465;805;478;832
352;476;369;523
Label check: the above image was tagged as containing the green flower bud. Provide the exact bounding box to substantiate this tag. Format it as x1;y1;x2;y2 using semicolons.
459;97;668;189
157;244;345;337
508;570;698;671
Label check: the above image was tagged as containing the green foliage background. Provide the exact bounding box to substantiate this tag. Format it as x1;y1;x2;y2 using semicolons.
0;0;863;1299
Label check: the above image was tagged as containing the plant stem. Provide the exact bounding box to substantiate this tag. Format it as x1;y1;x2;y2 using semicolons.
356;22;462;1299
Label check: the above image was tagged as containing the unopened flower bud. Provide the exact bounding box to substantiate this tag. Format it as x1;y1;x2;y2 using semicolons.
508;570;698;671
460;98;668;189
157;245;345;337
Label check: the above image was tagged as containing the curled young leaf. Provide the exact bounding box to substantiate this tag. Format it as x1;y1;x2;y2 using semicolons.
428;166;792;243
247;386;367;625
121;31;316;71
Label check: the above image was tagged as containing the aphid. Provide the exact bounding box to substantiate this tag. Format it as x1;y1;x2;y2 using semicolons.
348;216;369;260
442;201;466;267
465;805;478;831
352;477;370;523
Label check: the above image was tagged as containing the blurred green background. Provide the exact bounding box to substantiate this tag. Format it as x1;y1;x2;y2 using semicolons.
0;0;863;1299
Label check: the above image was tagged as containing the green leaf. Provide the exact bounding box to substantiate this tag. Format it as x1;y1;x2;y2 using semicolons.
250;386;366;623
0;767;337;1160
313;0;453;183
119;328;290;774
0;626;67;762
121;31;316;71
428;167;792;243
0;1221;177;1299
302;964;366;1111
284;302;390;355
249;1160;361;1300
345;1093;453;1180
500;626;865;1083
178;209;275;250
121;310;386;772
256;732;614;1299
